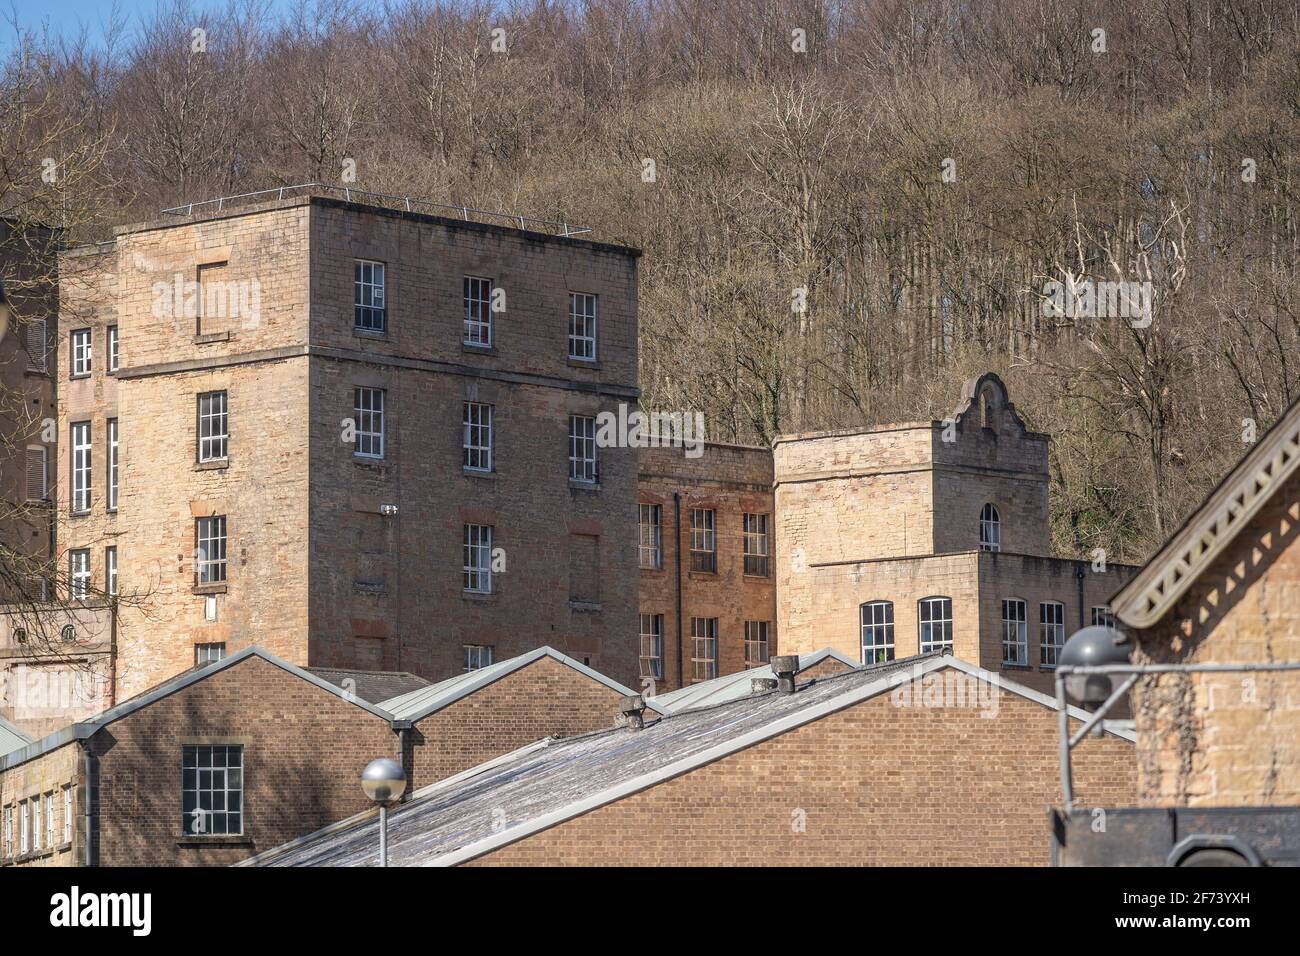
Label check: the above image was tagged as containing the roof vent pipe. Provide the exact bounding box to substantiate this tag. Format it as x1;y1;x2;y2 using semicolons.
615;694;647;730
771;655;801;694
751;677;779;694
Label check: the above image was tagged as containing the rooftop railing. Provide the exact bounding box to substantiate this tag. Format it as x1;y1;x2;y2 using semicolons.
160;183;592;238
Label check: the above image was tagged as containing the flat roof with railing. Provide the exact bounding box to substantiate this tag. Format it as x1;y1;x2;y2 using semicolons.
159;182;594;239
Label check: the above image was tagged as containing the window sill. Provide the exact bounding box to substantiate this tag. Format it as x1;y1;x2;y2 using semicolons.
68;509;91;519
463;468;496;480
193;583;228;595
195;458;230;471
566;357;600;370
742;573;771;582
639;564;665;574
569;600;602;613
353;582;387;596
461;343;496;356
353;327;388;341
24;366;49;377
353;455;389;472
688;569;718;580
462;590;497;604
193;331;231;345
70;373;91;381
569;479;600;492
177;835;252;847
1000;663;1032;672
1038;664;1058;671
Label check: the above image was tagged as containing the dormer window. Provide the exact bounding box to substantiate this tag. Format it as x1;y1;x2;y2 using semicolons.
979;503;1001;552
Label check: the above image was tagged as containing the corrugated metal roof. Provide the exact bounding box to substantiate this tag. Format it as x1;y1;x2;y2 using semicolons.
247;654;1136;867
0;714;33;758
646;648;858;714
378;646;637;722
307;668;430;705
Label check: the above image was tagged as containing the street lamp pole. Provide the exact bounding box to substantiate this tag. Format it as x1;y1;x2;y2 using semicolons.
361;758;407;868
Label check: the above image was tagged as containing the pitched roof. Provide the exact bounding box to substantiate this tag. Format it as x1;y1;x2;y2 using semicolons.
378;646;637;722
0;714;33;758
1111;393;1300;628
646;648;858;714
249;654;1131;867
0;646;395;772
307;668;430;705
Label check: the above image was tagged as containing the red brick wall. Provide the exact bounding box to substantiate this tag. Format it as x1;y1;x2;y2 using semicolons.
89;655;396;866
407;656;625;789
469;677;1134;866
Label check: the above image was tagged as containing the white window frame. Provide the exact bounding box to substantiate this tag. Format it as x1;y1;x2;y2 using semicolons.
568;414;597;483
568;292;597;360
196;516;227;585
1091;606;1115;628
639;613;664;679
638;503;662;569
62;786;73;845
45;792;54;849
860;600;895;664
463;401;493;472
744;620;770;666
20;799;29;853
107;325;119;373
464;644;493;671
107;418;119;511
1040;601;1066;667
182;744;243;836
198;391;228;462
71;328;92;377
4;804;12;859
69;549;90;600
1001;598;1028;665
743;513;770;577
919;596;953;653
463;523;493;594
689;508;716;573
980;502;1001;552
71;421;91;513
354;387;385;459
30;799;40;851
463;276;493;347
354;260;386;332
195;642;226;665
690;617;718;682
106;546;117;597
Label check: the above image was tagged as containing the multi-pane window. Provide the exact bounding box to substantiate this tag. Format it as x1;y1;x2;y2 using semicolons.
639;613;664;679
195;516;227;585
744;621;770;666
463;401;493;471
464;644;493;671
3;805;11;859
106;546;117;597
464;276;493;347
70;421;91;512
62;786;72;845
71;328;91;377
690;617;718;682
107;325;119;373
22;800;31;852
919;596;953;653
354;387;385;459
689;508;716;573
354;260;386;332
1001;598;1028;665
1040;601;1066;666
980;503;1001;552
107;418;119;511
45;792;54;849
638;504;662;569
198;391;228;462
568;292;597;360
69;550;90;600
743;513;770;576
568;414;597;483
463;523;493;594
860;601;895;664
182;745;243;836
195;643;226;665
25;445;47;501
1091;606;1115;628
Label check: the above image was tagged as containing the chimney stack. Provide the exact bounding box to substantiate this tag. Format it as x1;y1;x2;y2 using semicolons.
615;693;647;730
771;655;801;693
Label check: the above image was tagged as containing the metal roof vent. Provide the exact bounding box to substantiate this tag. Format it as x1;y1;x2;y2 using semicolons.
615;694;647;730
751;677;779;694
771;655;801;693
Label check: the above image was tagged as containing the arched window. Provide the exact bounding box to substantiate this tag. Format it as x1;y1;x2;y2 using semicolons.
918;596;953;653
979;503;1001;552
980;387;995;429
860;601;895;664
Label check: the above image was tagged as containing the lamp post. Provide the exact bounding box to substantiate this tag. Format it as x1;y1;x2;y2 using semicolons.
361;758;406;868
1059;625;1132;708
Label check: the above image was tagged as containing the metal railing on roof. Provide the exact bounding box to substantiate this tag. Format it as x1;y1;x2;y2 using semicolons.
159;183;592;238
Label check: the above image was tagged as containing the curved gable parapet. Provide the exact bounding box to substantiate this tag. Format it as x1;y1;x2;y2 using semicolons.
953;372;1035;438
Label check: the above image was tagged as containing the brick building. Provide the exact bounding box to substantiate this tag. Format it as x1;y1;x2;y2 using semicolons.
47;188;641;706
1110;393;1300;807
249;655;1136;867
